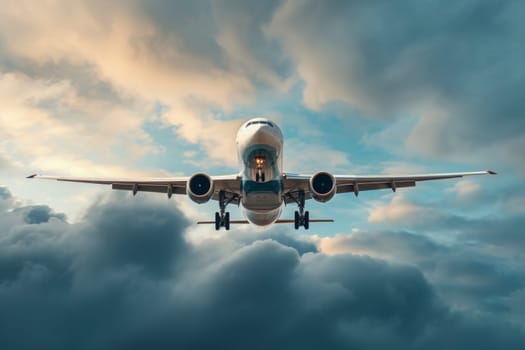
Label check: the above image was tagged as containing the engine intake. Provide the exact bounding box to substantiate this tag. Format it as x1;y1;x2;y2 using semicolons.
309;172;336;202
187;173;214;204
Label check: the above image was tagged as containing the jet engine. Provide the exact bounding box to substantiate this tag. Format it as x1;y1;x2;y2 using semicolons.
187;173;214;204
309;172;336;202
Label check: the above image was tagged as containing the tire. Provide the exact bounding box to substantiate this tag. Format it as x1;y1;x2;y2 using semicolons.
304;211;310;230
215;212;221;231
225;212;230;231
294;211;300;230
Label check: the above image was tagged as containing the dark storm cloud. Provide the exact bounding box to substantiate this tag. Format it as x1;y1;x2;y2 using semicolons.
1;188;525;349
232;229;318;255
267;0;525;172
271;0;524;119
323;227;525;317
11;205;67;224
461;215;525;252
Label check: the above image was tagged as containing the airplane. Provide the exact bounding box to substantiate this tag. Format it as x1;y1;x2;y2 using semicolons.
27;117;496;230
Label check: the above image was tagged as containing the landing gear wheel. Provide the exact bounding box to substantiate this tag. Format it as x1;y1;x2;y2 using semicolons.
213;190;239;230
215;212;221;231
304;211;310;230
289;190;310;230
224;212;230;231
256;172;266;183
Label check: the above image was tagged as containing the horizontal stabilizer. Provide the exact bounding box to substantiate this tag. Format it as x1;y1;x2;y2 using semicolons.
197;220;250;225
197;219;334;225
275;219;334;224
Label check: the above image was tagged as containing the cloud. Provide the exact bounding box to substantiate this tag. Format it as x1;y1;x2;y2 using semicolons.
0;69;162;176
368;194;436;225
460;215;525;253
448;180;481;201
267;0;525;175
0;0;284;172
213;0;294;90
285;138;351;173
163;111;246;168
2;0;523;176
316;228;525;318
316;230;441;262
0;186;14;213
0;155;9;170
1;187;525;349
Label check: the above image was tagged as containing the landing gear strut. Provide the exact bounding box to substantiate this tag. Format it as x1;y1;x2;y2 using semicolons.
215;190;237;231
288;190;309;230
255;170;265;182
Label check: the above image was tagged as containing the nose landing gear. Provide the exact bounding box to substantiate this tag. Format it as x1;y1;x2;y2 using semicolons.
255;170;266;182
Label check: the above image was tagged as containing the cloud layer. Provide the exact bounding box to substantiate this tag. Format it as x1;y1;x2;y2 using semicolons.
1;187;524;349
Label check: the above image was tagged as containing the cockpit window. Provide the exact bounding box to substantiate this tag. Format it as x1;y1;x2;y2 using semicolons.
246;121;274;128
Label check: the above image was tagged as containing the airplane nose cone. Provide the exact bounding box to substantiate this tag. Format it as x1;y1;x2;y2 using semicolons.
250;126;272;143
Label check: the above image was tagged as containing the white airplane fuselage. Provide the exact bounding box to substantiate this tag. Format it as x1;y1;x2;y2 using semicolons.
235;118;284;226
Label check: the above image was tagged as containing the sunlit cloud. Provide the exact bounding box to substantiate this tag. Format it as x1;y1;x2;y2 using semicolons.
368;194;432;224
448;180;481;201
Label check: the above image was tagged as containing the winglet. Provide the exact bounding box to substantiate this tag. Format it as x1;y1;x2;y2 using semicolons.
26;174;37;179
486;170;497;175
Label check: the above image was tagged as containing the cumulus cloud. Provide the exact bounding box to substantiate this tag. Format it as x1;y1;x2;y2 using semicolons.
267;0;525;175
316;230;441;262
316;228;525;319
368;194;436;225
1;187;525;349
0;0;289;173
448;180;481;201
0;65;162;176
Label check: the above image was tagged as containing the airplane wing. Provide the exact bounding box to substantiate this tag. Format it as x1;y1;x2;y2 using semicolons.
283;170;496;201
27;173;242;202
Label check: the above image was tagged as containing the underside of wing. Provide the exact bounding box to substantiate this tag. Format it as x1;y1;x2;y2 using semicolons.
283;170;496;200
334;170;496;195
27;173;241;201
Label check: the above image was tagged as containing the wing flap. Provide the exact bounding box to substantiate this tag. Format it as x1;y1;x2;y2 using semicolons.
336;180;415;194
112;183;186;195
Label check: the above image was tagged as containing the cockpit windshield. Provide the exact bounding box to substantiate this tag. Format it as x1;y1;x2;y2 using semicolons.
246;120;274;128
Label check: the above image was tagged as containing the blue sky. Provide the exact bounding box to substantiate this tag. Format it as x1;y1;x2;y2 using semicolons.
1;1;524;349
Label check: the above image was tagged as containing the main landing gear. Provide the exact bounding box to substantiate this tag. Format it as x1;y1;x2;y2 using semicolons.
215;190;238;231
288;190;309;230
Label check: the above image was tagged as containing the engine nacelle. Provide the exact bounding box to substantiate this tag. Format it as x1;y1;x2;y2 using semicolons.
187;173;214;204
309;172;336;202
